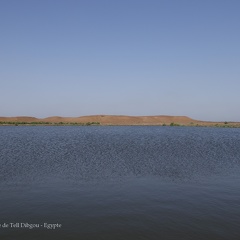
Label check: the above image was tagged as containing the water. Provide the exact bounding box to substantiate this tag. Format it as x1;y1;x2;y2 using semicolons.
0;126;240;240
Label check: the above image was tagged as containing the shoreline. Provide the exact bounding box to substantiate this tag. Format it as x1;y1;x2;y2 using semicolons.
0;122;240;128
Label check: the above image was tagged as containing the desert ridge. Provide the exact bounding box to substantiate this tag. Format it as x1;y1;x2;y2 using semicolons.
0;115;239;127
0;115;195;125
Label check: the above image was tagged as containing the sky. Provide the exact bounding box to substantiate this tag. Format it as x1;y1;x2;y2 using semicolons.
0;0;240;121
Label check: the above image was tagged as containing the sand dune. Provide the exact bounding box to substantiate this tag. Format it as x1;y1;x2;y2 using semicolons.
0;115;195;125
0;114;238;126
0;116;39;122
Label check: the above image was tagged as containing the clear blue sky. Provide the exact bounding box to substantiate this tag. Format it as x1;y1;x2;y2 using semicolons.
1;0;239;121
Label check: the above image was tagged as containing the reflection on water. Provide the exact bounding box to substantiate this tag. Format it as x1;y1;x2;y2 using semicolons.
0;126;240;240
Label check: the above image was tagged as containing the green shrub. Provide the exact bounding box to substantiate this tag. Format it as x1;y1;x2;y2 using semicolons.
170;122;180;127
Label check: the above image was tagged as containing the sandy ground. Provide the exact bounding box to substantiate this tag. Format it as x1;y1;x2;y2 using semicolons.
0;115;239;126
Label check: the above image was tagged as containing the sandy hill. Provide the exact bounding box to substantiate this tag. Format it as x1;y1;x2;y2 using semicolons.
0;115;238;126
0;116;39;122
0;115;196;125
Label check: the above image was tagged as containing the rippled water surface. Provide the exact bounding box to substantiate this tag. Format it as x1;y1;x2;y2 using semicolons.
0;126;240;240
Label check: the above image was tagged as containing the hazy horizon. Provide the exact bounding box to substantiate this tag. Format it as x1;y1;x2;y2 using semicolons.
1;0;240;121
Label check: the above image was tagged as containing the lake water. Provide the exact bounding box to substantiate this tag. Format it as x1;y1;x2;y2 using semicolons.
0;126;240;240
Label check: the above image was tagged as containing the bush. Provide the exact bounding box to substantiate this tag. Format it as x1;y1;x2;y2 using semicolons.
170;122;180;127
